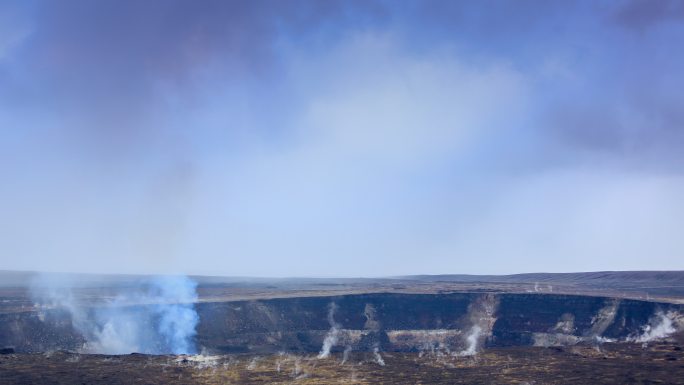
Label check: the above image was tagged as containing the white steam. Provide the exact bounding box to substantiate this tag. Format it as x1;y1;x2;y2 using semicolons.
458;325;482;357
318;302;340;359
456;294;498;356
634;311;677;343
372;346;385;366
341;345;352;365
32;275;199;354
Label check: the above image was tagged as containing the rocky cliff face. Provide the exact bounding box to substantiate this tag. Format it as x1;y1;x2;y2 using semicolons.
2;293;682;354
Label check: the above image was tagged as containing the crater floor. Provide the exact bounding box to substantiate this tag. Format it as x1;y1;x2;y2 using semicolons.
1;342;683;385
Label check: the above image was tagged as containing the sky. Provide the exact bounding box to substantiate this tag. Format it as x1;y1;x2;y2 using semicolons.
1;0;683;277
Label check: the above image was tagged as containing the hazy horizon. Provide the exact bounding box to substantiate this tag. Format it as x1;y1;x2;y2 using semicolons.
5;268;684;279
2;0;684;277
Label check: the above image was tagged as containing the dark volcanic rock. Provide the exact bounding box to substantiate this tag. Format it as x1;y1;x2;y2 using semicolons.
0;293;681;354
1;344;684;385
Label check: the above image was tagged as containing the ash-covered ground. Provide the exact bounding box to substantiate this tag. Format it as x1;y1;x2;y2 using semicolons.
2;343;684;384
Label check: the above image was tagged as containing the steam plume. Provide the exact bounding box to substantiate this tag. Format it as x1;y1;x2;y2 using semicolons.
634;311;678;343
341;345;352;365
372;345;385;366
318;302;340;359
456;294;498;356
458;325;482;357
32;274;199;354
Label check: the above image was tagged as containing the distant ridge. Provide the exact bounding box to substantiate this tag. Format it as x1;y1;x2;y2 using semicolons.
2;269;683;287
399;271;684;285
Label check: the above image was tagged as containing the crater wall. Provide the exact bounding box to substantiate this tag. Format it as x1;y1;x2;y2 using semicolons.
1;293;681;353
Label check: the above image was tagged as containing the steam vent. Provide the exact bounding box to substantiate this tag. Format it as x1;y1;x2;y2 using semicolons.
2;272;684;384
1;292;683;354
4;0;684;383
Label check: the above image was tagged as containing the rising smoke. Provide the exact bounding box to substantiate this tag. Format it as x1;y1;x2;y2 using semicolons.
456;294;498;356
372;345;385;366
341;345;352;365
31;274;199;354
458;325;482;357
633;310;678;343
318;302;341;359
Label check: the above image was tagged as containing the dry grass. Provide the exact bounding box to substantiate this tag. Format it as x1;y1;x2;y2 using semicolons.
1;343;683;385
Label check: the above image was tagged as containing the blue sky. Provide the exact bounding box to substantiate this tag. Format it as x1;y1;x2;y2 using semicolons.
1;0;683;276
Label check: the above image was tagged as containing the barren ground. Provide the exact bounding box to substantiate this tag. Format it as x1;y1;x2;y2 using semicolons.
1;343;683;385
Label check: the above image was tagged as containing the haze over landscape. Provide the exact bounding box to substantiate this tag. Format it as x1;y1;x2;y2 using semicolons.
2;0;684;277
3;2;684;385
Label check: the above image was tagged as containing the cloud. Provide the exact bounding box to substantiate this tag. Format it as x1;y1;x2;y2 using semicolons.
614;0;684;30
1;0;683;276
442;170;684;273
0;15;31;62
289;33;531;164
166;33;535;275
